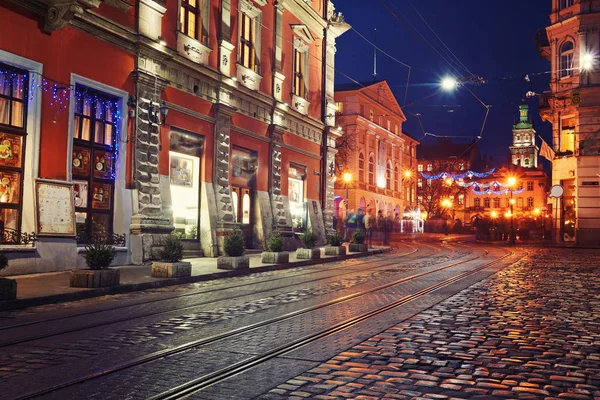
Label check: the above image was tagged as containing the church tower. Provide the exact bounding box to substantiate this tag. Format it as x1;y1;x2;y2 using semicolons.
509;100;539;168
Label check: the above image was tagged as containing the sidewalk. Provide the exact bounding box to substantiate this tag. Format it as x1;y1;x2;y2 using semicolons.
0;246;390;311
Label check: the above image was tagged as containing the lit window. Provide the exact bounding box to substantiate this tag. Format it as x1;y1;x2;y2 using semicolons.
240;12;257;71
417;164;423;172
417;179;423;188
528;197;534;207
560;117;575;153
369;110;373;122
180;0;203;41
427;164;432;172
560;41;574;79
417;195;423;205
73;85;119;243
458;194;464;205
293;45;308;98
335;102;343;114
387;120;391;131
358;153;365;182
368;155;374;185
0;64;28;238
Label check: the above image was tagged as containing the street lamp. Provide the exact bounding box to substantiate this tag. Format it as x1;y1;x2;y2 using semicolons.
507;176;516;245
441;76;458;91
343;172;352;240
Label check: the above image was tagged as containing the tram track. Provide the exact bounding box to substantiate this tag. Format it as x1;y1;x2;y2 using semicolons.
0;242;452;346
15;245;514;400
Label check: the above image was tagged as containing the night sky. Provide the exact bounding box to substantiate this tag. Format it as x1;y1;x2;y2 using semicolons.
335;0;552;169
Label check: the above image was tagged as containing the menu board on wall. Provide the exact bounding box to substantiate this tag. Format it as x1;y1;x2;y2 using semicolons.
35;179;76;237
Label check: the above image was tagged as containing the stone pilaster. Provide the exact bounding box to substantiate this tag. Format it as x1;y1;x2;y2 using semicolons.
324;146;337;235
213;103;237;252
269;124;289;231
218;0;234;76
129;71;174;264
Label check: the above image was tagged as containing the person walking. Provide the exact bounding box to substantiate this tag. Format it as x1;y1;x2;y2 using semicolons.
364;209;373;248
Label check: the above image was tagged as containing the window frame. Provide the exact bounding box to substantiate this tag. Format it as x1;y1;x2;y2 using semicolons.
292;43;308;98
358;152;365;183
559;40;574;79
368;154;374;185
240;12;257;72
0;63;29;239
180;0;202;41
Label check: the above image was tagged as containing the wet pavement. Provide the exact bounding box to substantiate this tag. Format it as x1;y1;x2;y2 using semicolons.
260;248;600;400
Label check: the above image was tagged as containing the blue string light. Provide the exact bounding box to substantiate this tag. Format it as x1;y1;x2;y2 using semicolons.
420;168;495;180
472;187;525;196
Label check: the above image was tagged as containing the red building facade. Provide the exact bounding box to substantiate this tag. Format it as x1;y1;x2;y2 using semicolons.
0;0;349;274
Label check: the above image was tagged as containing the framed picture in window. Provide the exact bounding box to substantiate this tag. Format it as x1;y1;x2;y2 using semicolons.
170;154;194;188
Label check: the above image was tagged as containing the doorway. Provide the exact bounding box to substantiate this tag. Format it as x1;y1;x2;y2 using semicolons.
230;146;257;248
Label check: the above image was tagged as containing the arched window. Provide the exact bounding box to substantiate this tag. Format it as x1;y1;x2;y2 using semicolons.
394;165;399;191
358;153;365;182
386;161;392;190
368;154;374;185
560;41;574;78
484;198;490;208
493;198;500;208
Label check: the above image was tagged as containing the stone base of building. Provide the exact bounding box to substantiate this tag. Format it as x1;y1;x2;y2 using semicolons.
576;228;600;247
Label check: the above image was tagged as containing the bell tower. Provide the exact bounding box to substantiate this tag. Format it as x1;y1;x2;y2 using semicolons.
509;100;539;168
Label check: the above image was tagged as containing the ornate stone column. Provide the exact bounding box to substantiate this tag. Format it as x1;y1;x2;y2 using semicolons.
269;124;289;230
129;71;174;264
213;103;237;253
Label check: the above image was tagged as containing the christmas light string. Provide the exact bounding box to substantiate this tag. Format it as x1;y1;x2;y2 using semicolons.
472;187;525;196
0;69;122;181
419;168;495;180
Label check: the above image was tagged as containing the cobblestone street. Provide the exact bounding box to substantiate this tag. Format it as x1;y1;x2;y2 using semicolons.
261;248;600;400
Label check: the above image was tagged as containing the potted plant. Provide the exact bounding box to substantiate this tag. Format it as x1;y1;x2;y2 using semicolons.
324;232;347;256
152;235;192;278
261;230;289;264
296;228;320;259
349;229;368;253
217;229;249;270
0;252;16;301
70;240;119;288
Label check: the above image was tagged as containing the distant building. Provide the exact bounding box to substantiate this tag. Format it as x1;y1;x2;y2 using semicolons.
510;100;539;169
536;0;600;245
333;81;418;225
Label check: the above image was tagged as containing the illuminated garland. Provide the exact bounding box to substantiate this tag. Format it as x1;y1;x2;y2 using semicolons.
1;69;122;181
472;187;525;196
458;180;510;189
420;168;495;180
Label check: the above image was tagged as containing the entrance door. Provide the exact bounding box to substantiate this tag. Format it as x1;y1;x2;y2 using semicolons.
169;130;204;257
231;185;254;248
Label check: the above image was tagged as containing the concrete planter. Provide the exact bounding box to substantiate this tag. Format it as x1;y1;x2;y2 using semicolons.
261;252;289;264
348;243;368;253
217;255;250;270
151;261;192;278
0;278;17;301
296;248;321;260
324;246;347;256
70;269;120;288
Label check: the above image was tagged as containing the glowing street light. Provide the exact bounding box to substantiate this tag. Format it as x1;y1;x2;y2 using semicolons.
404;170;412;179
491;210;498;219
582;51;595;71
441;76;458;91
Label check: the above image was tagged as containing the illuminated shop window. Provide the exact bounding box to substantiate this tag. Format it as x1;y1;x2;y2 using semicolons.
72;85;119;243
0;63;28;236
289;164;307;229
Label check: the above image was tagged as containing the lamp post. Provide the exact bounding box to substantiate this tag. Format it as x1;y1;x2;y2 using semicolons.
508;177;516;245
343;172;352;241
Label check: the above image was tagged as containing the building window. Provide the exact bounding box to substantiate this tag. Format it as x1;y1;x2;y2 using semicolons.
458;194;464;205
358;153;365;182
493;198;500;208
289;164;307;229
417;195;423;205
559;0;573;9
560;117;575;153
72;85;119;242
386;162;391;190
417;164;423;172
426;164;432;172
335;102;343;114
240;12;257;72
368;154;374;185
524;159;530;166
560;41;574;79
293;42;308;98
528;197;534;208
387;120;391;131
369;110;373;122
0;64;28;236
394;165;399;191
417;178;423;188
517;197;523;208
527;181;534;191
394;125;398;134
427;179;432;187
484;198;490;208
474;198;481;208
180;0;202;41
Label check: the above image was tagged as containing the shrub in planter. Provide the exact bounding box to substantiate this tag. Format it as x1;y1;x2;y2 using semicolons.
324;233;347;256
297;229;320;259
71;240;120;288
0;252;16;301
349;229;368;253
152;235;192;278
262;230;289;264
218;229;249;270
